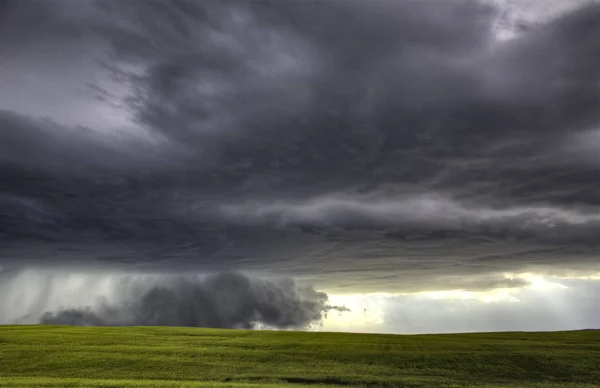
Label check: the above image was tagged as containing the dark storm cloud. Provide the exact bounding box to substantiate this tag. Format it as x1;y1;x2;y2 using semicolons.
1;0;600;292
0;269;343;329
0;111;176;173
94;0;600;200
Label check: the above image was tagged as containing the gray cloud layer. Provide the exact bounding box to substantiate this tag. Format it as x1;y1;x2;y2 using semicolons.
1;0;600;292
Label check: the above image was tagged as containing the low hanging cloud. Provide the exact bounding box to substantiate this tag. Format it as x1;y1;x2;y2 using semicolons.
0;268;345;329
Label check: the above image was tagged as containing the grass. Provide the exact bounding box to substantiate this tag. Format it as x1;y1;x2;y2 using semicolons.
0;326;599;387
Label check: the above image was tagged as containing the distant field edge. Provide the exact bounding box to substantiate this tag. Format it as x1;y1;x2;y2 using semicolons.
1;376;600;388
2;377;600;388
1;324;599;336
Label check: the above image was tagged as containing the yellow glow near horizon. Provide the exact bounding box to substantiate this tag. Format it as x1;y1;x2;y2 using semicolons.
322;293;390;332
418;288;520;303
556;272;600;280
518;273;568;290
417;273;569;302
321;272;579;331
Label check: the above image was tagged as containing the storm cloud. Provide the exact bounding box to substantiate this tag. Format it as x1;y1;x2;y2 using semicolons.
0;268;342;329
1;0;600;294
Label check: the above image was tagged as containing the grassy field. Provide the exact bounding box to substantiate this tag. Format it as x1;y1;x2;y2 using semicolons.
0;326;599;387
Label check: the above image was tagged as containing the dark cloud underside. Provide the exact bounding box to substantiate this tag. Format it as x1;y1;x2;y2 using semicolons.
1;0;600;292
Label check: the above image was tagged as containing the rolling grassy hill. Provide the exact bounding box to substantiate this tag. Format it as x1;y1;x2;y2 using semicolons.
0;325;599;387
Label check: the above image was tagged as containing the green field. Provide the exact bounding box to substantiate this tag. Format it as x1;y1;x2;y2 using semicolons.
1;326;599;387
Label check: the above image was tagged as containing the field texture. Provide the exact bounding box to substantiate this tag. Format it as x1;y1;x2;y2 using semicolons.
0;326;599;387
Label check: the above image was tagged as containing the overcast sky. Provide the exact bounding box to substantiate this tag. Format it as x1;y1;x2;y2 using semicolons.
1;0;599;333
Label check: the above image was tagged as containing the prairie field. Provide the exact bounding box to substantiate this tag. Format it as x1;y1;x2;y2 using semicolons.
0;326;599;387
